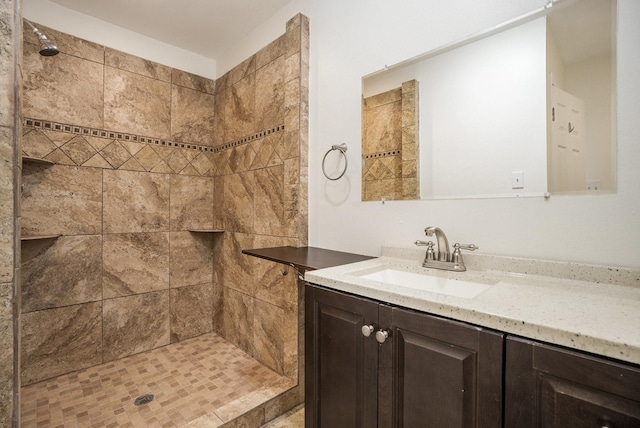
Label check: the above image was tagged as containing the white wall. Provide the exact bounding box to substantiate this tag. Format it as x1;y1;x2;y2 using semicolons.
422;18;547;198
22;0;217;79
297;0;639;268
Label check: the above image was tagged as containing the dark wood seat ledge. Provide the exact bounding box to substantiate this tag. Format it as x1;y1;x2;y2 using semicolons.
242;246;375;272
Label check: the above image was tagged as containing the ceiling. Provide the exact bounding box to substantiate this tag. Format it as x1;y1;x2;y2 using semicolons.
50;0;295;60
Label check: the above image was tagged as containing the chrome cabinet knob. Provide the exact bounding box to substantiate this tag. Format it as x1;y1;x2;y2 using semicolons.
375;330;389;344
361;325;374;337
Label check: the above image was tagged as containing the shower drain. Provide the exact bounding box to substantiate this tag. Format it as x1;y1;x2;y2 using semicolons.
133;394;154;406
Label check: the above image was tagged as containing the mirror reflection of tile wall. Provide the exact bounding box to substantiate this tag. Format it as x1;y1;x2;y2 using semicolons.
361;79;418;201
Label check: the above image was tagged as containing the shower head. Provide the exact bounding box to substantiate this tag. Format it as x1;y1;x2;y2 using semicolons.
24;19;59;56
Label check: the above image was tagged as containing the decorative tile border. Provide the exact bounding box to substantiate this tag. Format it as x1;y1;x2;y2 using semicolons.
362;149;401;160
24;118;285;155
214;125;286;153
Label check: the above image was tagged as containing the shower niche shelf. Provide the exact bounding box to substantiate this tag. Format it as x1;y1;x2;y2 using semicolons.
22;156;55;165
21;234;61;241
188;229;225;233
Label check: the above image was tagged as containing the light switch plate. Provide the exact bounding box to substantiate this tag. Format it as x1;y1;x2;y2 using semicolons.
512;171;524;189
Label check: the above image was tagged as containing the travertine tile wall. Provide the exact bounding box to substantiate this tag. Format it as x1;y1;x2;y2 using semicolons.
362;79;419;201
19;21;219;386
18;14;308;390
0;0;18;424
212;14;309;382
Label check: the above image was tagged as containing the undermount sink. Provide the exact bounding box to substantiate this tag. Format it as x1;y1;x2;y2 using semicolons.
355;267;494;299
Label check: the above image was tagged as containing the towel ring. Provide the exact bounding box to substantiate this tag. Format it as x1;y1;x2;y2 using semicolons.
322;143;348;181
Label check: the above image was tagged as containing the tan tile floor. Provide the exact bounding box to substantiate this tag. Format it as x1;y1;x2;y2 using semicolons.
21;332;295;427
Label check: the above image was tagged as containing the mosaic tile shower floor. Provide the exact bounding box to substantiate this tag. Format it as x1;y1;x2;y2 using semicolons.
21;332;296;427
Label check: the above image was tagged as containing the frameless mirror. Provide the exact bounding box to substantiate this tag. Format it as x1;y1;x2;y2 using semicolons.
361;0;616;200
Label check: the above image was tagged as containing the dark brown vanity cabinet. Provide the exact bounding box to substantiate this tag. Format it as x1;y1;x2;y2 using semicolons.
305;284;504;427
505;336;640;428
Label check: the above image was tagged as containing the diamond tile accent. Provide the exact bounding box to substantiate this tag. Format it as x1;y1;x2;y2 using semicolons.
101;141;133;169
43;148;75;166
86;135;112;152
165;150;190;174
60;136;97;165
151;160;174;174
83;152;113;169
23;117;285;178
205;153;218;176
179;164;200;176
120;140;146;156
190;153;213;176
134;145;162;171
21;129;58;160
257;139;275;168
120;157;146;172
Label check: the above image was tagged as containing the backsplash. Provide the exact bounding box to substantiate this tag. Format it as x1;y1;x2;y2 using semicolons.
19;15;309;386
381;246;640;287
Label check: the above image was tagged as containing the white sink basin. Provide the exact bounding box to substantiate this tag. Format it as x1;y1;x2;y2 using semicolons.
356;268;493;299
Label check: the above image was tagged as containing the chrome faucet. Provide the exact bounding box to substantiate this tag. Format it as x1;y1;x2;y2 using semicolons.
415;227;478;271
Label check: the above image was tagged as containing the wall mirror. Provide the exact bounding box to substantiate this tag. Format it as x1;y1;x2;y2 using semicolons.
361;0;616;200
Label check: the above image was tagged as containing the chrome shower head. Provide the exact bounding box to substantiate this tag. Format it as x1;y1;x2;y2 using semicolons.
24;19;60;56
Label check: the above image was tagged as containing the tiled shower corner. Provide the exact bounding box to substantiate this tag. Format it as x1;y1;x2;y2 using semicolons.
16;11;309;428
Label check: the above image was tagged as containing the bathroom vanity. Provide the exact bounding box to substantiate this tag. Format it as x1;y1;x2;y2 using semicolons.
304;247;640;427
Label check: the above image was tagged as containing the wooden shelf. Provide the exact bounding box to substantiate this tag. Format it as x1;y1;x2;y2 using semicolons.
242;246;375;272
22;156;55;165
188;229;224;233
21;234;61;241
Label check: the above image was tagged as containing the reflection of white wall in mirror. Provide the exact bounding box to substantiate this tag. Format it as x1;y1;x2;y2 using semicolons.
546;29;565;88
420;18;547;198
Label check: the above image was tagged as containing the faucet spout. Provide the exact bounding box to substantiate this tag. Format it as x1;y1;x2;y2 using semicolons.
425;226;450;262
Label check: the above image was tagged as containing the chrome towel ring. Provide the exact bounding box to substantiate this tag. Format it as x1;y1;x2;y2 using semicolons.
322;143;348;181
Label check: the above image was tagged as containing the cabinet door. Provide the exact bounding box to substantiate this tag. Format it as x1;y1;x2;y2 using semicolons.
305;285;380;428
505;336;640;428
380;306;503;428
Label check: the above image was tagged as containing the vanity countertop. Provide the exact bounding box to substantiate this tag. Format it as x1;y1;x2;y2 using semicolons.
305;247;640;365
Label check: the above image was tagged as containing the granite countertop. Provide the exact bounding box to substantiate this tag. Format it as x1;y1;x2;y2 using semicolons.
305;247;640;365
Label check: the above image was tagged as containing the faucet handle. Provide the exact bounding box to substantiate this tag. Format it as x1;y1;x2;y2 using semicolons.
456;243;479;251
452;243;478;266
415;240;436;261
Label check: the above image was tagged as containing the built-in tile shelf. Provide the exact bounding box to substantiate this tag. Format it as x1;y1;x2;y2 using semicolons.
22;156;55;165
188;229;225;233
21;234;61;241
